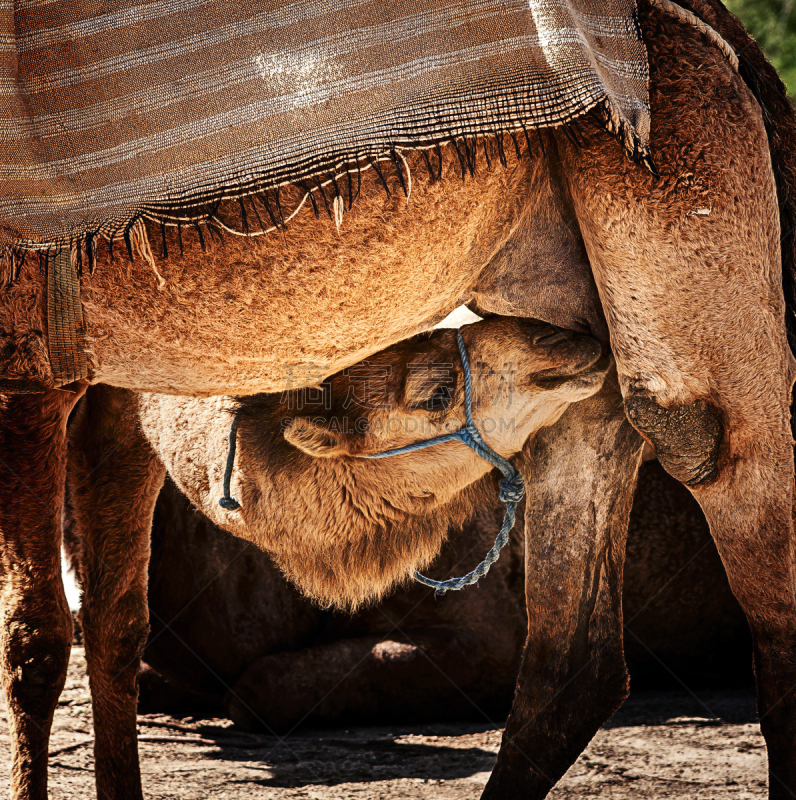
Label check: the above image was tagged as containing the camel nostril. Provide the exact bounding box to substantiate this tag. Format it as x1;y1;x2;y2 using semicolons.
532;326;571;345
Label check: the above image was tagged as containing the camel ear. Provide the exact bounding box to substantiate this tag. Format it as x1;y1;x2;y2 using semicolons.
283;417;348;458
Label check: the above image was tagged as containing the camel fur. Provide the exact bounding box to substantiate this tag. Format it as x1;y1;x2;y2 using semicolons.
1;0;796;797
119;317;608;610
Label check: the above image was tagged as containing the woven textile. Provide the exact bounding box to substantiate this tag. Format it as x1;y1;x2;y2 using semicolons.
0;0;650;252
47;248;89;383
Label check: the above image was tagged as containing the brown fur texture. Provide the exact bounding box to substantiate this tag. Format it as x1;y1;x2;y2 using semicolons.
3;0;796;796
46;157;533;396
0;387;85;799
466;144;610;346
67;385;166;800
675;0;796;357
127;459;749;729
136;318;607;609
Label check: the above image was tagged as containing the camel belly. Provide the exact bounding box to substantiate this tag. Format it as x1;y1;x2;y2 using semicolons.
85;268;461;396
75;156;529;395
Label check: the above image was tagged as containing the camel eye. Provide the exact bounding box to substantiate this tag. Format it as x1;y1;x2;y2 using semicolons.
405;369;456;410
426;385;452;411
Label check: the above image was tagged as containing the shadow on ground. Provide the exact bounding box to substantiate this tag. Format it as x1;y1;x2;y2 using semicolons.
205;724;498;788
604;688;758;729
195;689;760;791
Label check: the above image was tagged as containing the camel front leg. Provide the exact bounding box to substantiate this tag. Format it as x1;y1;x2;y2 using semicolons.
0;388;85;800
68;385;165;800
482;373;642;798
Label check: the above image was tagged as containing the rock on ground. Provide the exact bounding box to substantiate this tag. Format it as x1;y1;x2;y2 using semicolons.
0;648;768;798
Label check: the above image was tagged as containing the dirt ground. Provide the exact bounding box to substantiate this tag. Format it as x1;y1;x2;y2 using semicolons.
0;647;768;799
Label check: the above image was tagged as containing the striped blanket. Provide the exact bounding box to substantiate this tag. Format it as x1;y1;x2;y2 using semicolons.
0;0;650;253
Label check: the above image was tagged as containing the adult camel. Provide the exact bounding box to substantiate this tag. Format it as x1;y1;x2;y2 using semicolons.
0;0;795;799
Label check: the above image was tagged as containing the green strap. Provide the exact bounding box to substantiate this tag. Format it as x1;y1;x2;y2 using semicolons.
47;249;90;386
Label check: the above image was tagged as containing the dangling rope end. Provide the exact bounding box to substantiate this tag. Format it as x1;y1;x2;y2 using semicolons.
219;410;242;511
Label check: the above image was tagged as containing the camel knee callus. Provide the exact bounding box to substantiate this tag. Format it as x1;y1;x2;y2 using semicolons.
624;396;724;485
4;627;71;720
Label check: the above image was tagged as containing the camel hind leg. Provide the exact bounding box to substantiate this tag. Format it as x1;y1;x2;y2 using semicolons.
558;7;796;793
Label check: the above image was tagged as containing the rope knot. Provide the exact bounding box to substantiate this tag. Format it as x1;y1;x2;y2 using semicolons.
499;472;525;505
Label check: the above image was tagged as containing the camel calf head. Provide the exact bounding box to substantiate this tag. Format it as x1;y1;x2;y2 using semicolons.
278;318;606;508
139;318;608;609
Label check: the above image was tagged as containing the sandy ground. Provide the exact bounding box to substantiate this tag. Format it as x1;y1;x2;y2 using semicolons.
0;647;768;799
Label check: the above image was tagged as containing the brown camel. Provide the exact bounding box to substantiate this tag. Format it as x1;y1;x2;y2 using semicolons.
1;0;796;797
124;459;749;731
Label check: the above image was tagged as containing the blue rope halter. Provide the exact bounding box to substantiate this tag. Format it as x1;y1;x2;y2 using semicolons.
359;330;525;594
218;330;525;595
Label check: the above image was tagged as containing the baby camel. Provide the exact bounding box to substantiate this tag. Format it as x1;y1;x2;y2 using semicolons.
128;318;606;608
